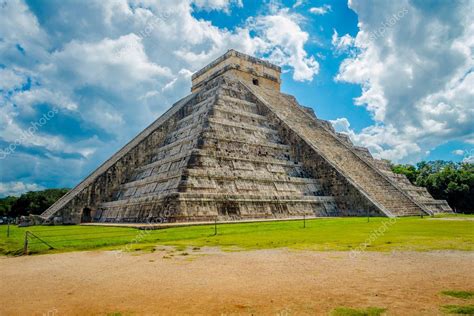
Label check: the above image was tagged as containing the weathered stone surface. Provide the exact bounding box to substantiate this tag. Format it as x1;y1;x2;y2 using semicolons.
41;50;452;224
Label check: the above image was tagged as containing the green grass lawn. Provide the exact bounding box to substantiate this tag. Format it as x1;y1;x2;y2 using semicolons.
0;216;472;255
441;305;474;314
442;290;474;300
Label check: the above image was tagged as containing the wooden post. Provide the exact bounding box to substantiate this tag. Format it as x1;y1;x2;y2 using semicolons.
367;209;370;223
7;219;10;238
303;214;306;228
23;231;29;255
214;217;217;236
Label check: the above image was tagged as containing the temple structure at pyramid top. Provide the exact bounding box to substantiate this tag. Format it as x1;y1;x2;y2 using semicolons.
191;49;282;92
41;49;452;224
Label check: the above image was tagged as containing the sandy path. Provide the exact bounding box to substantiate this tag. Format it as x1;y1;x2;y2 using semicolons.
0;248;473;315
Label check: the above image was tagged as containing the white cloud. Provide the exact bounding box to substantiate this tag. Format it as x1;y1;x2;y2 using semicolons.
192;0;243;12
0;181;45;197
331;30;356;55
248;9;319;81
464;154;474;164
330;117;422;161
0;68;27;91
309;4;331;15
0;102;66;153
12;89;78;111
293;0;305;9
452;149;465;156
47;34;172;92
332;0;474;162
0;0;50;67
460;148;474;163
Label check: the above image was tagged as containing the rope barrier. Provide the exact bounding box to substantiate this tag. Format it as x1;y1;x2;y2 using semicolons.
26;230;141;238
13;226;139;233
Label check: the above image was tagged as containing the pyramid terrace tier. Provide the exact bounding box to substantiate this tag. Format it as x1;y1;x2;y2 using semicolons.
97;193;338;223
134;149;302;176
112;166;325;201
188;150;307;176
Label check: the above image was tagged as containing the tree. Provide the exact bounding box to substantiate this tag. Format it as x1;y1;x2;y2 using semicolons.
0;188;69;218
391;164;419;183
392;161;474;214
0;196;18;217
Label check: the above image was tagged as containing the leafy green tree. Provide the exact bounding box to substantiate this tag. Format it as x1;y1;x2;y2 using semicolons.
0;196;18;217
392;161;473;213
0;188;69;218
391;164;420;183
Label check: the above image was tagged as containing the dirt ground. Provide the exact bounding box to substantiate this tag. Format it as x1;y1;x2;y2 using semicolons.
1;248;473;315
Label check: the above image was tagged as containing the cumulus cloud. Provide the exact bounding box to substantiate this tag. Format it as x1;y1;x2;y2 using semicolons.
330;117;423;161
192;0;243;12
0;181;45;197
331;29;356;55
464;153;474;164
309;4;331;15
332;0;474;162
248;9;319;81
0;68;28;91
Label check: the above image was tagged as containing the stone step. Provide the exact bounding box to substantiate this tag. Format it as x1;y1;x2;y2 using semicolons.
217;94;258;109
177;192;335;203
184;169;320;184
214;102;267;121
210;109;273;130
203;125;282;143
207;117;279;135
193;149;300;167
174;103;211;128
99;192;337;219
120;171;183;190
134;152;190;173
201;132;289;150
150;134;197;159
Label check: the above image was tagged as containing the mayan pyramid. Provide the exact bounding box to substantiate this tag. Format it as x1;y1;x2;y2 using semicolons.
41;50;452;224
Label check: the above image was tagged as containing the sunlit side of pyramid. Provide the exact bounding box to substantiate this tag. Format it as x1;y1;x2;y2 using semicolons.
41;50;452;224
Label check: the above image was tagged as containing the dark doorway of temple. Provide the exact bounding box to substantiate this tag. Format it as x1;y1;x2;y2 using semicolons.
81;207;92;223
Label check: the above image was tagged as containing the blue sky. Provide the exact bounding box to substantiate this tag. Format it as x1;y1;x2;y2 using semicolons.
0;0;473;197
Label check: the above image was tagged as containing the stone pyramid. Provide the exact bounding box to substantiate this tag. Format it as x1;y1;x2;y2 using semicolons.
41;50;452;224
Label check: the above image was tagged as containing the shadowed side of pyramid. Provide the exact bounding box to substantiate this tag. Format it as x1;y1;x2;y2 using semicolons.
41;49;451;224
